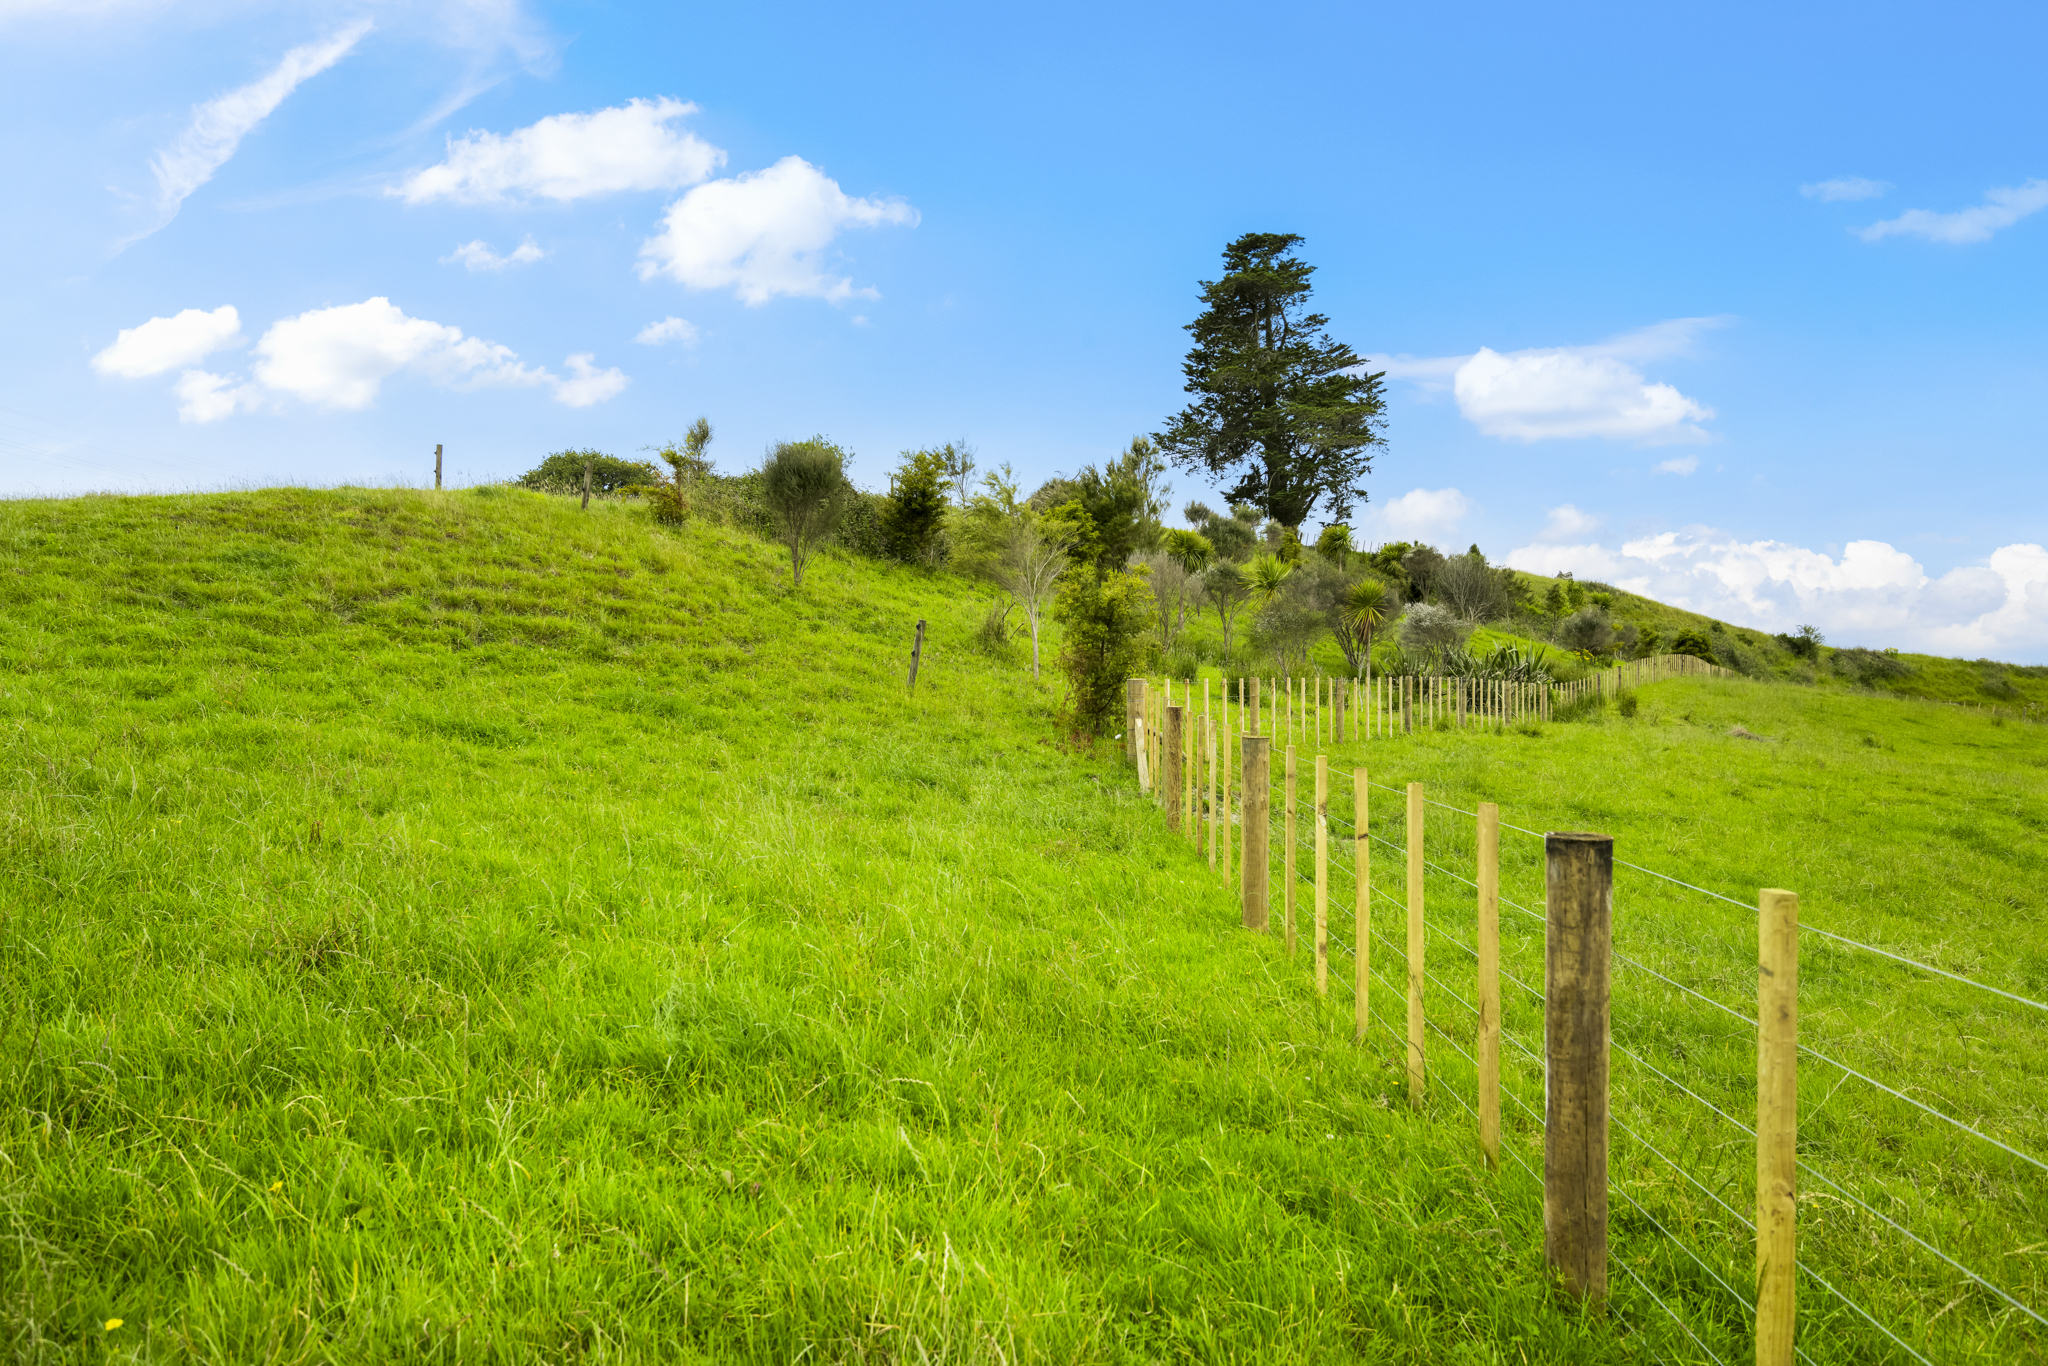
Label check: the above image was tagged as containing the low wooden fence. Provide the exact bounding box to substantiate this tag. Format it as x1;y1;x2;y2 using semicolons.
1120;671;2045;1365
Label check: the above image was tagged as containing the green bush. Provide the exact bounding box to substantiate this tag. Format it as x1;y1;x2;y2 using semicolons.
1671;628;1715;660
516;450;662;495
1053;568;1154;738
880;448;951;566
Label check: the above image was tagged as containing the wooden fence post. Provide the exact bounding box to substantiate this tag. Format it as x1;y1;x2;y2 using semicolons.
1406;782;1425;1106
1544;830;1613;1303
1758;888;1800;1366
435;443;443;490
908;620;927;693
1251;678;1262;736
1477;802;1500;1169
1164;706;1185;831
1183;703;1195;834
1222;722;1233;881
1354;768;1369;1043
1242;735;1270;930
1284;746;1298;958
1315;755;1329;997
1207;718;1219;868
1127;679;1146;767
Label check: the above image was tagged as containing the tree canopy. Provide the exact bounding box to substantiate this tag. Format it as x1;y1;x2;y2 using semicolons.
1156;232;1387;530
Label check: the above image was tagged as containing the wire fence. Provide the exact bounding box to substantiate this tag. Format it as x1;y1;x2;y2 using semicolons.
1123;673;2046;1365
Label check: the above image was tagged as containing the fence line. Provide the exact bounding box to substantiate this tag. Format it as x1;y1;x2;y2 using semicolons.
1122;674;2043;1365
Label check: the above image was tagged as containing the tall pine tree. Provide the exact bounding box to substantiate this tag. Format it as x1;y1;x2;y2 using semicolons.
1157;233;1387;530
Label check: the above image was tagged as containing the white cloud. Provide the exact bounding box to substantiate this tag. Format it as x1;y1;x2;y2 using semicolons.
1538;504;1601;541
1360;488;1471;545
1505;530;2048;656
138;21;371;239
253;297;547;409
1366;317;1724;445
97;297;628;417
1801;177;1889;203
1655;454;1699;475
442;237;545;270
1858;179;2048;245
91;305;242;377
634;316;699;346
637;156;918;305
393;97;723;204
172;369;265;423
554;353;629;407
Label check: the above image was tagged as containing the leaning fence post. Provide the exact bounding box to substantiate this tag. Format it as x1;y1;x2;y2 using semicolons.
1544;830;1613;1303
1242;735;1270;930
1164;706;1184;830
1284;746;1298;958
1758;888;1800;1366
1406;782;1425;1106
1477;802;1500;1170
1354;768;1369;1043
1315;755;1329;997
908;619;927;692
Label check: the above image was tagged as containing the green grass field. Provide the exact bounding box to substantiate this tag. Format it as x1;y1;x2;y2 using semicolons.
1;487;2040;1362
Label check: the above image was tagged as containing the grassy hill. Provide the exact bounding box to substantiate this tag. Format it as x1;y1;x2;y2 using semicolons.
1;487;2040;1362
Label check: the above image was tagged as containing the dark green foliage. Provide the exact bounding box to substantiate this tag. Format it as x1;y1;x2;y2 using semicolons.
1671;628;1716;660
1616;689;1639;718
1184;501;1260;563
1635;624;1663;657
1402;544;1447;601
1558;607;1615;655
880;447;951;566
1052;568;1153;736
1157;233;1386;528
1775;624;1824;661
1834;647;1913;685
517;449;662;495
1064;440;1166;578
760;438;854;588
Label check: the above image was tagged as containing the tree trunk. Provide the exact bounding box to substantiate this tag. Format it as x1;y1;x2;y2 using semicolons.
1029;608;1041;679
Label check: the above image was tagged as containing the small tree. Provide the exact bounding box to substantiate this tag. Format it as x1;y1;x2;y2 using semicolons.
1314;523;1354;566
997;512;1078;679
1204;560;1252;662
880;447;951;565
1401;601;1471;653
517;449;661;494
1334;576;1394;676
938;441;978;508
1053;565;1154;738
760;438;851;588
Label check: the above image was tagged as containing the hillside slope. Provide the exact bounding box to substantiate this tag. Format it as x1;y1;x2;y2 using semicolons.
1;487;1677;1362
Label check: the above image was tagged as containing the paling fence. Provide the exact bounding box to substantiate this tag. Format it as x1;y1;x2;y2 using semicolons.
1122;673;2046;1365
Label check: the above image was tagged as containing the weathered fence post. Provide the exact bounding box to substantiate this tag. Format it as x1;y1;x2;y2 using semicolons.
1758;888;1800;1366
1183;704;1195;834
1477;802;1500;1169
908;620;927;693
581;454;594;509
1164;706;1185;831
1406;782;1425;1106
1315;755;1329;997
435;442;443;490
1354;768;1369;1043
1242;735;1270;930
1284;745;1298;958
1544;830;1613;1303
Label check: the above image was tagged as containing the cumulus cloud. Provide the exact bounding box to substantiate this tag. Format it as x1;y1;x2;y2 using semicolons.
1359;488;1472;544
136;21;371;240
1366;317;1724;445
172;369;266;423
555;354;628;407
1655;454;1699;475
634;316;699;345
1858;179;2048;245
91;305;243;377
1537;504;1601;541
1801;177;1889;203
1505;530;2048;657
95;297;626;417
442;237;544;270
394;97;723;204
638;156;918;305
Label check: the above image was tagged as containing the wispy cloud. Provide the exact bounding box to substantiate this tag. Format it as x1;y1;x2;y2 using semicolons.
129;21;372;244
635;316;699;345
1858;179;2048;245
442;237;545;271
394;97;722;204
1655;455;1699;475
1800;177;1889;203
1366;317;1728;445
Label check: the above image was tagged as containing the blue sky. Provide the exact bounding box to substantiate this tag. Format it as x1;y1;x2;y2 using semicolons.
3;0;2045;658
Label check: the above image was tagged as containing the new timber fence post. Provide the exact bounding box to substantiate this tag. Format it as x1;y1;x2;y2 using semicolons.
1758;888;1800;1366
1127;679;1145;767
1241;735;1270;931
1284;746;1298;958
1406;782;1425;1106
1477;802;1500;1170
1164;706;1184;833
1353;769;1369;1043
1544;830;1613;1304
1315;755;1329;998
